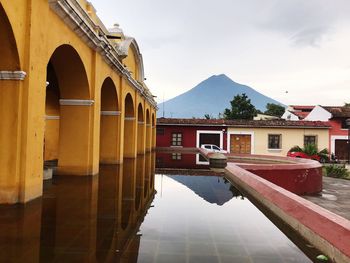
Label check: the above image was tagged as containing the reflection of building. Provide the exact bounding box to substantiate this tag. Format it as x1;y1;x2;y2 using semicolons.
0;1;157;204
283;105;350;160
157;118;330;157
0;154;155;262
169;175;243;206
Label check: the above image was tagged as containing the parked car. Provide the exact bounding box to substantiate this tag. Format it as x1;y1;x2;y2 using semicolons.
287;151;321;162
287;144;329;163
200;144;227;153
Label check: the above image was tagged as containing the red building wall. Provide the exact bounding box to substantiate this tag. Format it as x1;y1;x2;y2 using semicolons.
156;125;228;150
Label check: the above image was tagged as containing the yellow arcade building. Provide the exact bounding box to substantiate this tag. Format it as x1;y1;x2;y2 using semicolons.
0;0;157;204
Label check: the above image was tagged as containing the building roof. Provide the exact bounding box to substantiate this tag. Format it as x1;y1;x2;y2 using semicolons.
157;118;331;128
289;105;315;111
322;106;350;118
293;111;310;119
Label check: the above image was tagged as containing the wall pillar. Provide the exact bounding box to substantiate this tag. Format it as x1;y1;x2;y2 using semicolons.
100;111;121;164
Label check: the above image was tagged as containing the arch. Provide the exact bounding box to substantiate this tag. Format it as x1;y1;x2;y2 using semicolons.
100;77;120;164
119;38;144;82
44;44;92;175
137;103;145;154
145;109;151;152
0;4;22;203
123;93;136;158
0;4;19;70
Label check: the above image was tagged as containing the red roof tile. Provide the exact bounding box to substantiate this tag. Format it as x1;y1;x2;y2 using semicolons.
157;118;330;128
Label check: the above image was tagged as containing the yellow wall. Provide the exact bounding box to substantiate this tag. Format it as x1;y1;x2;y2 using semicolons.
123;47;139;81
0;0;157;204
227;127;329;156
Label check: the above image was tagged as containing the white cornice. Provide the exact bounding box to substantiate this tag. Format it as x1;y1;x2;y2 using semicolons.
59;99;94;106
101;111;121;116
0;71;26;80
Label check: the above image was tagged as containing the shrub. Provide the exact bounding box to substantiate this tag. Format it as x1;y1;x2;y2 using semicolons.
325;164;349;179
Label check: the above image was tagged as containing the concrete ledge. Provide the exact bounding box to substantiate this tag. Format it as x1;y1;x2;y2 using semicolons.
225;163;350;263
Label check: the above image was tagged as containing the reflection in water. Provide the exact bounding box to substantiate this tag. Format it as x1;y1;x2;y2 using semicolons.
0;153;155;262
170;176;243;205
0;152;316;262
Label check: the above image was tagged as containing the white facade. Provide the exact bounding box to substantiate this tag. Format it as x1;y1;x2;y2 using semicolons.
304;105;332;121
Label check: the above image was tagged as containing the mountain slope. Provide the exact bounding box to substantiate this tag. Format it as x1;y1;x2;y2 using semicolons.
157;74;283;118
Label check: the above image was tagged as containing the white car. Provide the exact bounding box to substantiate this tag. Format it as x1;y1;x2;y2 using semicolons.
200;144;227;153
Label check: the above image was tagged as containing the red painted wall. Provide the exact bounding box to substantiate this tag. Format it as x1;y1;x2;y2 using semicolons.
328;118;348;155
156;153;208;169
156;125;228;150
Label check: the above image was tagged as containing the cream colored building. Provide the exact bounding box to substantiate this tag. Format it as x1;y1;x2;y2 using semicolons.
226;120;330;156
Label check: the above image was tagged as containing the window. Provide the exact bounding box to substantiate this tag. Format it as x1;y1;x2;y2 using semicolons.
172;153;182;160
156;127;164;135
304;135;317;146
171;133;182;146
268;134;281;149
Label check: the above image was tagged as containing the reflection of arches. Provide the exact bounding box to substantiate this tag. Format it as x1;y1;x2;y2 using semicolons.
123;93;136;158
145;110;151;152
45;44;92;175
135;155;145;211
0;4;22;203
144;153;151;198
96;165;119;261
151;113;156;149
121;159;135;230
100;78;120;164
137;103;145;154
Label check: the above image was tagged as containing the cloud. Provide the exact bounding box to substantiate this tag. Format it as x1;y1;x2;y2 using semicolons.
257;0;350;47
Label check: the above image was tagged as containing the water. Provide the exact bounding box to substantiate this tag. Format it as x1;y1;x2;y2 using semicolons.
137;174;311;263
0;154;317;262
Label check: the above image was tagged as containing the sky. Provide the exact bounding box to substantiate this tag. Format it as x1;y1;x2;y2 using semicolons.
89;0;350;106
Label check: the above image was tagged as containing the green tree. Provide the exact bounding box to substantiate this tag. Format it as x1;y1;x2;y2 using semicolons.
224;93;257;120
344;102;350;107
264;103;285;117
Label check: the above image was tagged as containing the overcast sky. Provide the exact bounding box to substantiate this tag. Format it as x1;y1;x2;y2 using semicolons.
90;0;350;106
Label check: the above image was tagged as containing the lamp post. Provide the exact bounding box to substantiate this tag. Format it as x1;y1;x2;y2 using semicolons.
346;118;350;164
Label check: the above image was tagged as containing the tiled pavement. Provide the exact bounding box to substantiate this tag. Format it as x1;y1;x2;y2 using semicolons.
303;176;350;221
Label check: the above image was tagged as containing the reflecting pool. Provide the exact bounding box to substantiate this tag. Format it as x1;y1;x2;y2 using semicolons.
0;153;318;262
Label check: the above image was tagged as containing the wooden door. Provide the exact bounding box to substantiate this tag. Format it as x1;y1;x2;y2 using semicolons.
335;139;349;161
230;135;251;154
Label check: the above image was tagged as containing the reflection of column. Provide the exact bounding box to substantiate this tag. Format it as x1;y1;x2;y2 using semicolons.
100;111;121;164
57;99;96;175
135;155;145;211
0;74;25;203
40;176;98;261
121;158;136;230
0;198;42;261
144;152;152;197
96;164;121;261
150;152;156;191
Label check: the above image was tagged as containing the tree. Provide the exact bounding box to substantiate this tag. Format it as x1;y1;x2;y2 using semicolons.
344;102;350;107
224;93;257;120
204;114;212;119
264;103;285;117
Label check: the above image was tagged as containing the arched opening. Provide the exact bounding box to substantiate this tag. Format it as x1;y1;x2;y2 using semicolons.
0;4;22;203
145;110;151;152
123;94;136;158
44;44;92;175
100;78;119;164
151;113;156;149
135;155;144;211
121;158;136;230
137;103;145;154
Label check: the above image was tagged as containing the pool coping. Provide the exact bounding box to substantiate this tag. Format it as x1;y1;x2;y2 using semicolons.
225;163;350;263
